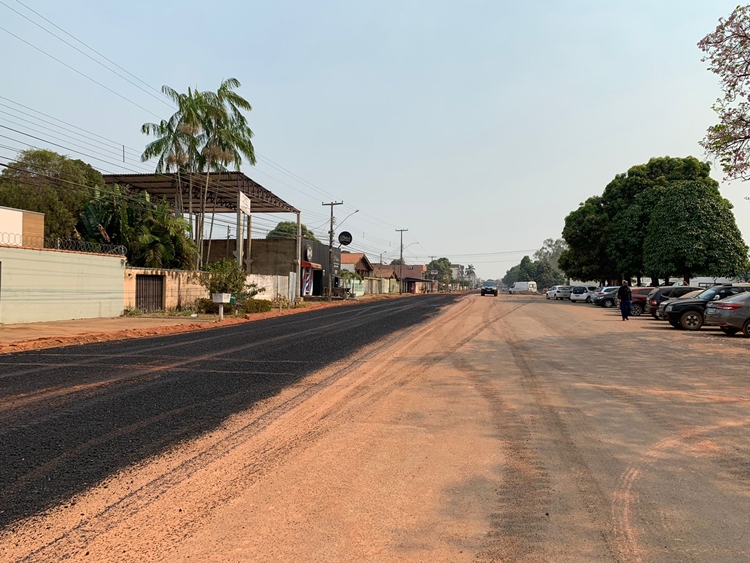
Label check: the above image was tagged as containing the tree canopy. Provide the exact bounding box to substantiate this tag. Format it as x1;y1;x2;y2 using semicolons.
427;257;453;284
698;5;750;180
558;156;735;285
503;253;565;289
0;149;104;238
266;221;319;242
643;181;748;283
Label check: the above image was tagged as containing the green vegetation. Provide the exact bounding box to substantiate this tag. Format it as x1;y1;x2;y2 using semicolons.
558;156;747;284
503;239;567;289
142;78;257;266
427;257;453;285
266;221;319;242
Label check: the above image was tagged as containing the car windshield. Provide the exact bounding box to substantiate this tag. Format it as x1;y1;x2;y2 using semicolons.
697;288;720;300
483;281;497;287
572;287;586;293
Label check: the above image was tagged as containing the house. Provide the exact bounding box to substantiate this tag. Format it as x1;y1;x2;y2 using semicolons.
0;205;44;247
372;264;400;294
340;252;375;296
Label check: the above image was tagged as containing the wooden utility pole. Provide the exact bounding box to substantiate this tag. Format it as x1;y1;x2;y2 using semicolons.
396;228;408;294
323;201;343;301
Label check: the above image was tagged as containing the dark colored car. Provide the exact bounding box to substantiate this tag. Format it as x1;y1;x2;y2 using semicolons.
663;284;750;330
593;286;619;308
645;286;701;318
628;287;653;316
481;280;498;297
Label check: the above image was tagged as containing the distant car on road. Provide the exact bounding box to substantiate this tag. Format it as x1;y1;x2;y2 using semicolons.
480;280;498;297
569;285;597;303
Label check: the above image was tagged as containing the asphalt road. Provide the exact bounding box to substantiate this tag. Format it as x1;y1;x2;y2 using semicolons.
4;292;750;562
0;294;459;530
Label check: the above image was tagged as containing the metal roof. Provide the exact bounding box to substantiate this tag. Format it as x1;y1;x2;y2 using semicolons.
102;172;299;214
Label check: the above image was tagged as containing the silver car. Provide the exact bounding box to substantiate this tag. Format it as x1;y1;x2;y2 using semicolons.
704;292;750;336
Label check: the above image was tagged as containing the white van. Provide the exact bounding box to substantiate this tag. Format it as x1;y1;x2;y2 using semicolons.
509;281;538;294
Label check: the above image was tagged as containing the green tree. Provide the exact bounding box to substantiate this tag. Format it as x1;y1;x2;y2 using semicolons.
427;257;453;285
559;196;617;283
0;149;103;238
601;156;716;283
533;239;567;272
390;258;405;265
266;221;319;242
644;181;749;284
199;79;257;263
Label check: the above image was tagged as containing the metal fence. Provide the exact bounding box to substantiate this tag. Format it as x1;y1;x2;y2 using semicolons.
0;232;126;256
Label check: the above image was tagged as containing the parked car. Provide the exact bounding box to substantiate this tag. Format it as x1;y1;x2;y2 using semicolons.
663;284;750;330
628;287;653;316
655;290;703;319
550;285;571;300
569;285;598;303
546;285;561;299
480;280;498;297
645;286;701;318
704;291;750;336
593;286;619;308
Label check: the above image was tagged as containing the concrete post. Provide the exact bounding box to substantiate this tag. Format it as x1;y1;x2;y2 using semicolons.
295;212;302;301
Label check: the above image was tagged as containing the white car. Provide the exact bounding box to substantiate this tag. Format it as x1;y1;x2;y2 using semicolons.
546;285;563;299
569;285;598;303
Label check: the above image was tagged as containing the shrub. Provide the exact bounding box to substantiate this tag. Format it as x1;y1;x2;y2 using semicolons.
195;298;236;315
244;298;273;314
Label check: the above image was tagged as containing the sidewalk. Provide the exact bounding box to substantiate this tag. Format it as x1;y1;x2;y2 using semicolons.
0;292;420;354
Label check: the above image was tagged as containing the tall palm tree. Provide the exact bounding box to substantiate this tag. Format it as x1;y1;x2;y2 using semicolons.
141;86;204;239
198;78;257;265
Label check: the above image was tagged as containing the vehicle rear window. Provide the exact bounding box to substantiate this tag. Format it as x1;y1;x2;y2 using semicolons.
572;287;586;294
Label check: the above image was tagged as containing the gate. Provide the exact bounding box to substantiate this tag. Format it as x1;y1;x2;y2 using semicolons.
135;274;164;312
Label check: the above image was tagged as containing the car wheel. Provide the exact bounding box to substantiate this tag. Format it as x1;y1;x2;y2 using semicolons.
720;326;739;336
680;310;703;331
630;303;643;316
586;296;591;303
743;319;750;337
603;299;614;308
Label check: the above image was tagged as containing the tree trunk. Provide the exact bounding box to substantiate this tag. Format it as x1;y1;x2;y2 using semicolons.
199;168;212;265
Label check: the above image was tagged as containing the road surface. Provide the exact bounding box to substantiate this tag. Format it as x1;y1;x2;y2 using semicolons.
2;293;750;562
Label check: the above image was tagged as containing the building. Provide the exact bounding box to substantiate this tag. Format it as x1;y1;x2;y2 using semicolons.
0;205;44;247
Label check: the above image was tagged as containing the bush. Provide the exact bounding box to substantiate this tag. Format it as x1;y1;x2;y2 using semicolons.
244;298;273;314
200;258;250;295
195;298;236;315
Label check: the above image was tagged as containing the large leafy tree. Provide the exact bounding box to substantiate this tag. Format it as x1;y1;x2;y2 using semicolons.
427;257;453;285
601;156;715;283
533;238;567;272
558;196;618;283
503;254;565;288
698;5;750;180
644;181;748;283
0;149;103;238
266;221;319;242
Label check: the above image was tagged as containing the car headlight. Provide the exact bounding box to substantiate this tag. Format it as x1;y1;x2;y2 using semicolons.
665;304;673;311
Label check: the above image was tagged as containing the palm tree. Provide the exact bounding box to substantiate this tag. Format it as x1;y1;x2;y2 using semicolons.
141;86;204;241
197;78;257;265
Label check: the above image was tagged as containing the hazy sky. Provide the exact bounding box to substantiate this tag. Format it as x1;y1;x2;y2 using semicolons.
0;1;746;278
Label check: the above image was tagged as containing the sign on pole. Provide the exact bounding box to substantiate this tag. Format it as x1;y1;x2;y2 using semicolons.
239;192;252;216
338;231;353;246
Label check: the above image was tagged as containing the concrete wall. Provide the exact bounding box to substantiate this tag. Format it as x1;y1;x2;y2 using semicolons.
247;274;295;301
0;207;23;245
124;268;208;311
0;246;125;324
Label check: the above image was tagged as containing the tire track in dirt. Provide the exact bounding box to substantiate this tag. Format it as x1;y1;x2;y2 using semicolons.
494;317;621;562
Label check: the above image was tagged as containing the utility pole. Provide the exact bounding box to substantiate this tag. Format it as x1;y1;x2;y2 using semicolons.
323;201;343;301
396;228;408;294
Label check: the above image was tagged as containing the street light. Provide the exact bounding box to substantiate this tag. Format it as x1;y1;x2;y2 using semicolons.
336;209;359;230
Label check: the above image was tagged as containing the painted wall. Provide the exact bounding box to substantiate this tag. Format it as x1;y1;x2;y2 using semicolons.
0;207;23;245
0;246;125;324
124;268;208;311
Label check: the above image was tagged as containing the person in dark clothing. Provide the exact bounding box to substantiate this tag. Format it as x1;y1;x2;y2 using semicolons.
618;280;632;320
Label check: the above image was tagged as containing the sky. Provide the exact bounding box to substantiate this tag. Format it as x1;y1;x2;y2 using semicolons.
0;0;747;278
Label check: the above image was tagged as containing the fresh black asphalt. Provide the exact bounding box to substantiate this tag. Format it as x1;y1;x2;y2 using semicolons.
0;294;459;530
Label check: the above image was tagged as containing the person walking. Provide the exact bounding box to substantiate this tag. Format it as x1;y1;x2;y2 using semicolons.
618;280;632;321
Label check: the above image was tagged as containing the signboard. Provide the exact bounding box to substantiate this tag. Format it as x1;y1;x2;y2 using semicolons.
238;192;252;215
338;231;353;246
